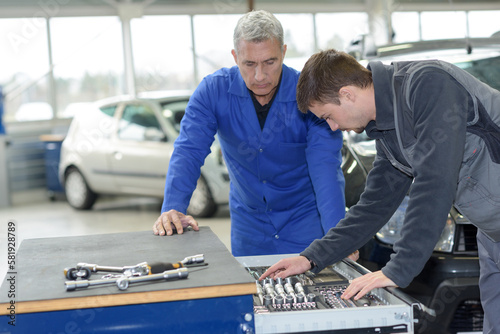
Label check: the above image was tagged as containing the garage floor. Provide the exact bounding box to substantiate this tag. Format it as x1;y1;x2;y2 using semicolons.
0;195;231;281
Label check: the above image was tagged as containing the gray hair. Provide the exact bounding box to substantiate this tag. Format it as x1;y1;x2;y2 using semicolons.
233;10;284;54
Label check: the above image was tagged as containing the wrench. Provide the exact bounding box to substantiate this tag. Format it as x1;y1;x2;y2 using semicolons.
65;267;189;291
64;262;150;280
64;254;205;280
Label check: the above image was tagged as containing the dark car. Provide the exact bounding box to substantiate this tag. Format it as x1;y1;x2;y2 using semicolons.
342;36;500;333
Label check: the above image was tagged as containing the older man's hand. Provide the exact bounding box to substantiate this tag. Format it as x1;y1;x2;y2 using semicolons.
153;209;199;236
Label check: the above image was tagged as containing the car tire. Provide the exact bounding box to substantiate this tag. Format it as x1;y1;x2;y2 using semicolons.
64;167;97;210
187;175;217;218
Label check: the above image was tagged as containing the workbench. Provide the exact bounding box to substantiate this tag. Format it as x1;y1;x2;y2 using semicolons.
0;227;256;333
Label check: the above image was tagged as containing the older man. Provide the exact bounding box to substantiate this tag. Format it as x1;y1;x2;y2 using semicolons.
152;11;345;256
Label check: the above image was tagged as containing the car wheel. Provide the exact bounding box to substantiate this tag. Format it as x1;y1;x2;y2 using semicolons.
64;167;97;210
187;175;217;218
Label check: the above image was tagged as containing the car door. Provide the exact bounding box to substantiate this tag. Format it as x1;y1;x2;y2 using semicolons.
65;103;120;193
107;101;174;196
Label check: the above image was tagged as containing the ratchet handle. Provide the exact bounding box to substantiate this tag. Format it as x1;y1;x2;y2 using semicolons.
148;262;184;273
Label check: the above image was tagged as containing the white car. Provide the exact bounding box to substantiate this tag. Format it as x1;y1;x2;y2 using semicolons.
59;90;230;217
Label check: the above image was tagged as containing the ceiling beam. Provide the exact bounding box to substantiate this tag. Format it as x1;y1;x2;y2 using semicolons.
1;1;500;18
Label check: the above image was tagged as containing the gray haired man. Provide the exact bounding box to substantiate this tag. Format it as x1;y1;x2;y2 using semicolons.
153;11;347;257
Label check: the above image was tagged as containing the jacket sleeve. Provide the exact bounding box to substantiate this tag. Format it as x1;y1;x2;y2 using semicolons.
381;68;469;288
161;78;218;213
302;145;412;271
305;114;345;233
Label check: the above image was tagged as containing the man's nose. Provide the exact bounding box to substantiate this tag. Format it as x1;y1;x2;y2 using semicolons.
326;119;339;131
255;64;265;81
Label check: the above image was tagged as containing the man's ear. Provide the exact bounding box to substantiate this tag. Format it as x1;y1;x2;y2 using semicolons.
231;49;238;64
339;87;354;102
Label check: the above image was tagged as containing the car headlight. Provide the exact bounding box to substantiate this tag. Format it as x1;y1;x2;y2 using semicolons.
433;216;456;253
376;196;408;245
376;196;456;253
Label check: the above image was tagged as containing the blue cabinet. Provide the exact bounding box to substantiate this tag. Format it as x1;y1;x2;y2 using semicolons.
40;134;65;198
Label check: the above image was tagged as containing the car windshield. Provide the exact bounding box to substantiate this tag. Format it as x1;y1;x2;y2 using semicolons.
160;100;189;133
455;55;500;91
371;47;500;92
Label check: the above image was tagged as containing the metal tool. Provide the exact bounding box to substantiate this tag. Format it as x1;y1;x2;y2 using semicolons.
64;254;205;280
65;267;189;291
64;262;150;280
179;254;205;266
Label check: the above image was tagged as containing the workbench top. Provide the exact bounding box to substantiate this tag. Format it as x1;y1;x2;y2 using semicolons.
0;227;256;314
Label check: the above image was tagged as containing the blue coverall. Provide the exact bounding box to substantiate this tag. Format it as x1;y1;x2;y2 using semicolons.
162;64;345;256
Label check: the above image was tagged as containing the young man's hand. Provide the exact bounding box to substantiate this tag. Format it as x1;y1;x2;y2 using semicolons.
258;256;311;280
341;270;397;300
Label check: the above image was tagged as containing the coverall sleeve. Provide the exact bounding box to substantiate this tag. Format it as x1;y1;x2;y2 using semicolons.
301;146;412;272
161;78;219;213
382;69;469;288
305;115;346;233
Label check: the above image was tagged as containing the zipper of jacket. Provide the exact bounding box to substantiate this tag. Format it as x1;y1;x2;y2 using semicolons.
378;139;413;177
391;62;415;178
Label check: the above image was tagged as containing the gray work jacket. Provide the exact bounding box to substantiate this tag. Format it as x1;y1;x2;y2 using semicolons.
302;60;500;288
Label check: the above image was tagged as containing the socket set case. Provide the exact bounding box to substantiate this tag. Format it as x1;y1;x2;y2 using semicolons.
237;254;432;334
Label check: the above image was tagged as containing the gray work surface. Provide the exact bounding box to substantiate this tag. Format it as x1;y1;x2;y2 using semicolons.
0;226;255;311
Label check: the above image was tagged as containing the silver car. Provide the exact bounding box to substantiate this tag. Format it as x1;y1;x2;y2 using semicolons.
59;91;229;217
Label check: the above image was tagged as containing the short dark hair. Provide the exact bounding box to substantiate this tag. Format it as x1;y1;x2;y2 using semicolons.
297;49;372;113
